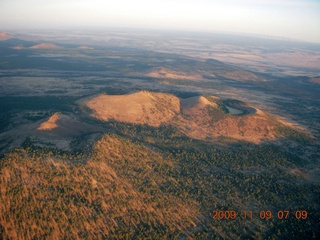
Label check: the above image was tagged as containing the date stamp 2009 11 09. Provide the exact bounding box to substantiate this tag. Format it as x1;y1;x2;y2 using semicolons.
212;210;308;220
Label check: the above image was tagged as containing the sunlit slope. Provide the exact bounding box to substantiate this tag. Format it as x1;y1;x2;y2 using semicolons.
0;134;198;239
36;112;96;138
85;91;180;127
1;132;318;239
37;112;60;130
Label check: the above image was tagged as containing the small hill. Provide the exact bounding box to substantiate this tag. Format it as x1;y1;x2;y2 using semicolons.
82;91;305;143
180;107;279;142
147;67;203;80
180;96;218;115
179;96;293;142
37;113;60;130
37;113;96;137
30;43;62;49
85;91;180;127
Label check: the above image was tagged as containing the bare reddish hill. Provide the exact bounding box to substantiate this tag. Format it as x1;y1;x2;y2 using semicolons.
85;91;180;127
37;113;95;137
82;91;302;143
37;113;60;130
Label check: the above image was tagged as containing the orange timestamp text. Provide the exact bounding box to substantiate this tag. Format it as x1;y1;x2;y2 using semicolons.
212;210;308;220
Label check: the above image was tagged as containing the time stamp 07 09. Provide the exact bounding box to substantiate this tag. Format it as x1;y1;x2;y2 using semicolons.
212;210;309;220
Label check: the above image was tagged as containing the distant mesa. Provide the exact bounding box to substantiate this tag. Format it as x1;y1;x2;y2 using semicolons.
30;43;62;49
82;91;302;143
0;32;11;41
147;67;203;80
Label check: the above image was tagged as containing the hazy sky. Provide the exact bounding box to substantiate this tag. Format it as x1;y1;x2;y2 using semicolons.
1;0;320;43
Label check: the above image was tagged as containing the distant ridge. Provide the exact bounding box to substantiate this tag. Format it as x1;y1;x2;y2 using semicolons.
147;67;203;80
145;65;262;82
